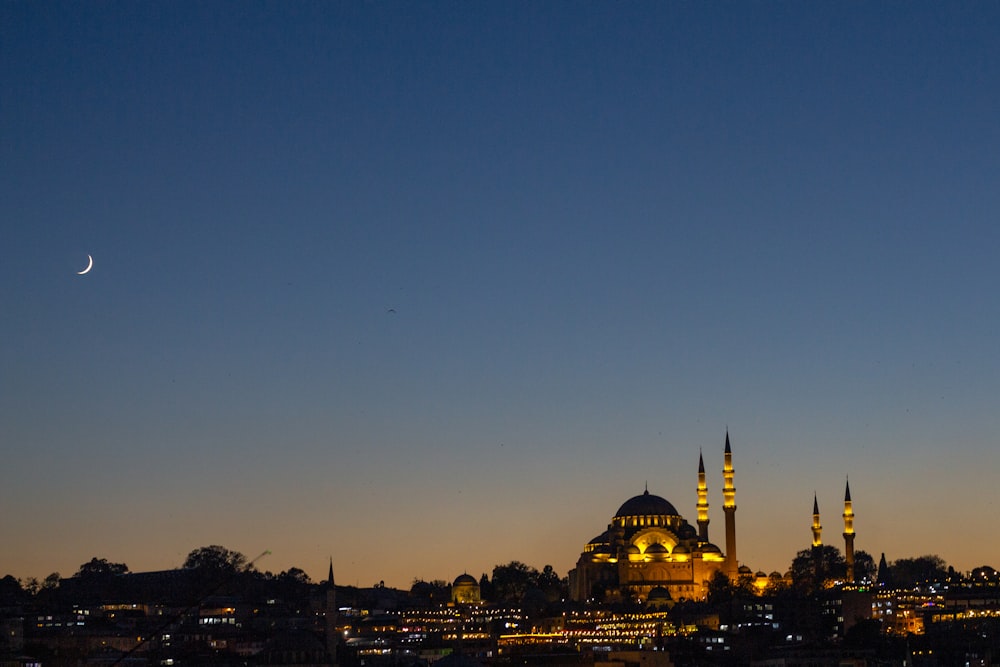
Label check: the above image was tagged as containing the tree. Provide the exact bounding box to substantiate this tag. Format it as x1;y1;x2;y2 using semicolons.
279;567;311;584
42;572;61;590
183;545;248;573
537;565;565;601
0;575;27;604
853;550;877;582
706;570;753;606
789;546;846;593
706;570;757;627
492;561;538;601
478;573;494;601
76;557;129;578
889;555;948;588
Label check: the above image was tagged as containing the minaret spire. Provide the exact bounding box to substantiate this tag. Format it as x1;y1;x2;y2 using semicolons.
812;494;824;587
812;493;822;547
843;477;856;582
722;431;738;579
697;449;710;542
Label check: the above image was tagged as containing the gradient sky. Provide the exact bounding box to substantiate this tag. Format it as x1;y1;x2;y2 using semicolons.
3;2;1000;589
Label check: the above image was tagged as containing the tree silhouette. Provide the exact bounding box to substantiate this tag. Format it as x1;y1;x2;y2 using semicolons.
789;546;846;593
492;561;538;601
889;555;948;588
183;545;248;574
76;557;129;578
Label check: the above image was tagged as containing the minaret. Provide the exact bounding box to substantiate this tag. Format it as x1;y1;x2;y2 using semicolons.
812;494;823;548
697;450;710;542
812;494;824;585
722;431;738;579
843;478;856;583
326;559;338;665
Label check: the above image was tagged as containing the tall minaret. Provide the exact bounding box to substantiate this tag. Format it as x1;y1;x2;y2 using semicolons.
843;478;856;583
812;494;824;584
812;493;823;548
722;431;738;579
326;559;338;665
697;450;710;542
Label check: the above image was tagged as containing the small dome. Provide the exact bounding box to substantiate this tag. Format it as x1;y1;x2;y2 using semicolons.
453;573;478;587
755;571;767;578
645;543;668;554
588;530;610;546
738;565;753;575
647;586;672;601
615;490;679;518
701;543;722;554
672;545;689;554
626;545;641;554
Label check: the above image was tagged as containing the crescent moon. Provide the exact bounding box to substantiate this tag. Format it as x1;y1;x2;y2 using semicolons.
77;254;93;275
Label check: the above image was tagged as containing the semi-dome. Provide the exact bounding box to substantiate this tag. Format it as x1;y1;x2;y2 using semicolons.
615;490;679;518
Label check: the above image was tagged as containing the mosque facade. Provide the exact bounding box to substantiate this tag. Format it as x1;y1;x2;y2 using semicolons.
568;433;740;604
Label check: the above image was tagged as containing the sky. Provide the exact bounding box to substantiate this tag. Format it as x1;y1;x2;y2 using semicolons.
2;1;1000;589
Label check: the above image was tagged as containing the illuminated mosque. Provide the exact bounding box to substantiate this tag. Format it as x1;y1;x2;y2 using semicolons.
568;433;742;603
569;432;860;604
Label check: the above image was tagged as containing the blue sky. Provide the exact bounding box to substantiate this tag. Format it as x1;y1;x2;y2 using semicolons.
2;2;1000;587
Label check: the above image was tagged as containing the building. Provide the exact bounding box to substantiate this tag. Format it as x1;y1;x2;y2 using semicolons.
450;574;481;605
568;433;738;603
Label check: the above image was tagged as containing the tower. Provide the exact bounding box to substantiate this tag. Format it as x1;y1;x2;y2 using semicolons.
326;559;338;665
697;450;710;542
722;432;738;579
843;478;856;582
812;494;823;585
812;494;822;548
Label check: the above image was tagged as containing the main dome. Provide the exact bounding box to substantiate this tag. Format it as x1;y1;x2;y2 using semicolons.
615;490;679;518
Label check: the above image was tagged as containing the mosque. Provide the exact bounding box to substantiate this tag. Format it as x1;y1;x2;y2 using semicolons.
568;432;859;604
568;432;740;603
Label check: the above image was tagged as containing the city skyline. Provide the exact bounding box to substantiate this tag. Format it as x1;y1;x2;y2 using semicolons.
3;3;1000;589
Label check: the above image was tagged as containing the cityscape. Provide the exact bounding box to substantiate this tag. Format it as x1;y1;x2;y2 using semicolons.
5;2;1000;667
4;435;1000;666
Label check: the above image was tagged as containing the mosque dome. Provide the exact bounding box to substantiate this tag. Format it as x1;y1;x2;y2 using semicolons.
645;543;668;555
615;490;679;518
451;572;481;605
647;586;672;601
453;573;478;587
588;531;610;546
645;585;673;610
